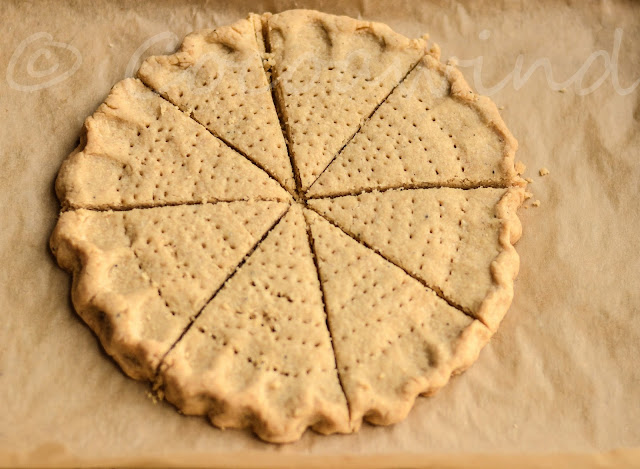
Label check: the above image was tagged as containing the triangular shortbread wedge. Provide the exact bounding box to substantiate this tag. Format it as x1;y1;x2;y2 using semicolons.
309;187;524;330
121;201;288;316
49;201;287;381
306;209;491;427
138;16;295;192
56;78;289;210
266;9;426;191
160;205;350;443
307;54;523;198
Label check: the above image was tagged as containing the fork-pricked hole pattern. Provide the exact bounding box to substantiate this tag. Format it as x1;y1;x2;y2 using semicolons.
50;10;525;444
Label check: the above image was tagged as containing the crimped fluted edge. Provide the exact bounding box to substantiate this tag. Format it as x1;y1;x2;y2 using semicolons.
473;187;525;331
424;52;527;188
49;211;186;381
158;346;352;444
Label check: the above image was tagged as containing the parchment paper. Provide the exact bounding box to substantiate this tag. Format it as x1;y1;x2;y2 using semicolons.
1;0;639;467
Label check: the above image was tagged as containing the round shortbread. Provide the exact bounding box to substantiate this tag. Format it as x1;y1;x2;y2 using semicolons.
50;9;525;443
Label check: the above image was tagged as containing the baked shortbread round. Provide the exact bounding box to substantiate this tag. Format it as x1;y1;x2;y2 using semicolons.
50;9;526;443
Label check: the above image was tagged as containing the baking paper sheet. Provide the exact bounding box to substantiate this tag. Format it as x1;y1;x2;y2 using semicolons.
1;0;639;467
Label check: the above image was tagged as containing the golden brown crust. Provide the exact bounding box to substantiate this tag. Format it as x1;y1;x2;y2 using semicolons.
476;187;525;331
268;9;428;48
50;210;188;381
359;322;493;425
51;10;525;443
162;331;351;443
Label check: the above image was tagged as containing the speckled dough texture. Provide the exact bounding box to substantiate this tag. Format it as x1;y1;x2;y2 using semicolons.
50;9;525;443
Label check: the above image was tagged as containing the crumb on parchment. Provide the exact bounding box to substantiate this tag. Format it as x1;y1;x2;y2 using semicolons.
539;167;550;176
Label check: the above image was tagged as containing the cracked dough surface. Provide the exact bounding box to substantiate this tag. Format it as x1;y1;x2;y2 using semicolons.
50;9;525;443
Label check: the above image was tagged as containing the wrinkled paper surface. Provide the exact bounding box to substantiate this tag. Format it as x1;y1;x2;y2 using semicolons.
1;0;639;467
